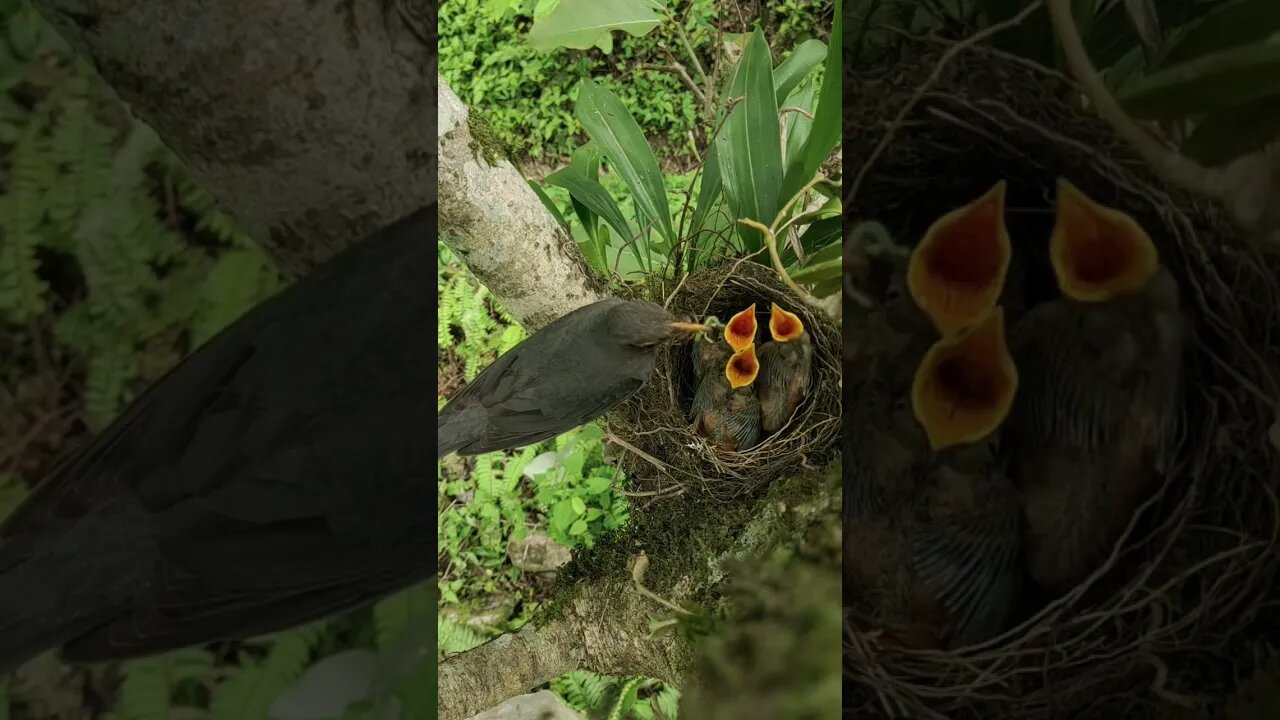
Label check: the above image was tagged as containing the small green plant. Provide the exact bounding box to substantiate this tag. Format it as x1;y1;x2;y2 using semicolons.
529;425;630;549
530;2;843;315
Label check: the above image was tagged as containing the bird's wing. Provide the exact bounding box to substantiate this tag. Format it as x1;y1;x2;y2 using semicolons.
0;207;435;662
912;474;1023;649
459;370;645;455
1008;301;1122;449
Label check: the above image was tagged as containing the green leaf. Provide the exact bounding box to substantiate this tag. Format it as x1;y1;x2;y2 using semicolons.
714;29;784;250
780;0;842;205
568;519;589;536
1087;0;1218;69
782;78;819;170
585;475;613;494
575;78;673;242
545;166;634;247
1156;0;1280;70
789;257;842;285
570;496;587;515
782;215;841;267
1119;41;1280;121
689;149;723;235
527;179;570;230
570;142;604;242
528;0;661;53
1184;94;1280;165
551;501;575;531
773;39;826;104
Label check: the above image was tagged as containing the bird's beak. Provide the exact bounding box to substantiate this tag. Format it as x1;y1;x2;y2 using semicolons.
725;343;760;389
768;303;805;342
908;180;1011;337
911;306;1018;451
1050;179;1158;303
669;321;714;335
725;304;758;351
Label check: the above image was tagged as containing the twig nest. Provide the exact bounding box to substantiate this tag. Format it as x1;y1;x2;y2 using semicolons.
845;39;1280;720
608;261;840;500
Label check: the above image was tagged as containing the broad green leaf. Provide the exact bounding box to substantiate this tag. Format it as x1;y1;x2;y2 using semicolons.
773;39;826;104
527;179;570;230
1184;94;1280;165
575;78;673;242
552;500;577;529
780;0;842;204
1119;41;1280;121
1156;0;1280;70
528;0;661;53
714;29;784;250
545;166;634;247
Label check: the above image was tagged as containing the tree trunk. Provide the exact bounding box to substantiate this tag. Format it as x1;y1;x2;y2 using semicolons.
436;75;607;332
28;0;434;278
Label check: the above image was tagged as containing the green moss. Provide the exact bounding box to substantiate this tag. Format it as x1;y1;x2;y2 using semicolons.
679;554;841;719
465;110;513;168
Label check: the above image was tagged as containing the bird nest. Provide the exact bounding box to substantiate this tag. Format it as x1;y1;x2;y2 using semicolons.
607;260;840;501
843;38;1280;719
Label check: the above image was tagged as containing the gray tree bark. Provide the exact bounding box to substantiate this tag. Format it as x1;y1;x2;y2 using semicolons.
29;0;434;278
436;76;606;332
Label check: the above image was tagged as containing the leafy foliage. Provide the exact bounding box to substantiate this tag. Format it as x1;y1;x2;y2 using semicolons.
440;0;826;160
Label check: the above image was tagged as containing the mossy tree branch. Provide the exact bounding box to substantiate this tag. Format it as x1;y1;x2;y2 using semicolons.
436;76;608;333
28;0;433;278
438;464;841;720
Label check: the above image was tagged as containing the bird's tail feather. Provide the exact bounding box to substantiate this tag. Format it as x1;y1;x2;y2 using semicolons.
0;514;151;674
437;404;487;459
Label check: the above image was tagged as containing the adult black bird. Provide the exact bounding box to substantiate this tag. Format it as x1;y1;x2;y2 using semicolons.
438;298;711;458
0;205;435;674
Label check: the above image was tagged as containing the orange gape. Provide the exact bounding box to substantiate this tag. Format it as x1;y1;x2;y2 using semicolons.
911;306;1018;452
908;181;1012;338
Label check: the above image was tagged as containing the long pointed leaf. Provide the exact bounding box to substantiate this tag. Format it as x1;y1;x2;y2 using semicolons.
714;28;783;251
690;148;722;234
773;39;826;104
1119;42;1280;121
780;0;842;204
575;78;674;243
527;179;570;230
782;78;818;167
570;142;603;244
1156;0;1280;70
545;166;635;246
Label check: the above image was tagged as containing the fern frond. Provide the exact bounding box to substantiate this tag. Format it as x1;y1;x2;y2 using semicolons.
373;582;436;650
210;625;323;720
437;616;483;656
83;344;135;431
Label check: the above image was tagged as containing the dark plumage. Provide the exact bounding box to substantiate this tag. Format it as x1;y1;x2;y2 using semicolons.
1007;266;1185;593
690;343;762;452
438;298;708;457
0;206;435;673
845;325;1023;650
757;304;813;435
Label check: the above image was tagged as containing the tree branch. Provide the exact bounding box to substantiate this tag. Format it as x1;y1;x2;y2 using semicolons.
437;76;607;332
29;0;433;278
438;463;840;720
